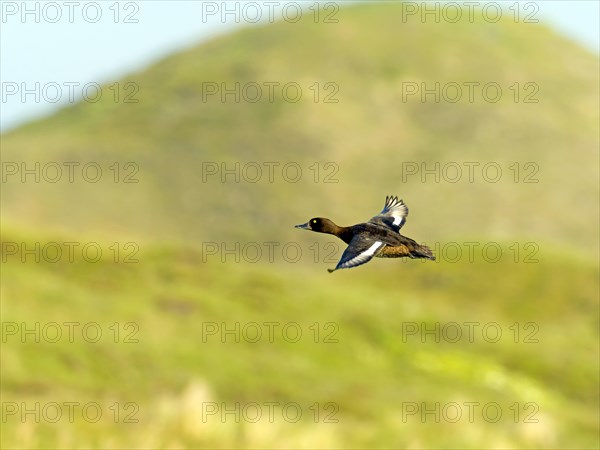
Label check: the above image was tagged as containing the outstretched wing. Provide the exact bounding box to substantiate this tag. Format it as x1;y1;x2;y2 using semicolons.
369;195;408;232
328;236;385;273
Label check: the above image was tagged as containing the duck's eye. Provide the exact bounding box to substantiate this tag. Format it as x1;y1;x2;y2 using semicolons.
312;219;317;224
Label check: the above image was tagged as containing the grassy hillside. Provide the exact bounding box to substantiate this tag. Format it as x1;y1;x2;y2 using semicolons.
1;3;599;255
1;230;598;448
1;2;599;449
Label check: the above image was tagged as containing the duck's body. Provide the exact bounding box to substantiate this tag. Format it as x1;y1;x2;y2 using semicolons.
295;195;435;272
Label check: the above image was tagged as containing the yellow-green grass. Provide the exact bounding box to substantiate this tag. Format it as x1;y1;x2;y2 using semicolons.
1;229;598;448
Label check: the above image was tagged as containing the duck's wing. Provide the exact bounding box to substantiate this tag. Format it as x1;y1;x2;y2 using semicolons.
328;236;385;273
368;195;408;232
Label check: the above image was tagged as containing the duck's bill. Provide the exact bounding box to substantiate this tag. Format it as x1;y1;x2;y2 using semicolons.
294;222;310;230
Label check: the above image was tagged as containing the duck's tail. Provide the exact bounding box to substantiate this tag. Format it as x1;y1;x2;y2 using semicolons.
410;242;436;261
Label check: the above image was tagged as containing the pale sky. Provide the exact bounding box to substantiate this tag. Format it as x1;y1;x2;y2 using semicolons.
1;1;598;132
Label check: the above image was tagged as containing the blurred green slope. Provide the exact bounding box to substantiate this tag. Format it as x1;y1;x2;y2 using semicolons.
1;3;599;256
1;232;598;447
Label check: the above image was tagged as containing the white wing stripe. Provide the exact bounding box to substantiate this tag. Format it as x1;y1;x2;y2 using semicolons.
364;241;383;256
340;241;383;268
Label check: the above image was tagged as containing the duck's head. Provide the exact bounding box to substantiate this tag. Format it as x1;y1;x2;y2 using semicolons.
295;217;338;234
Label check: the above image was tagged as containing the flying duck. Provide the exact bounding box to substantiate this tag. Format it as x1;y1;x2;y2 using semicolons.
295;195;435;272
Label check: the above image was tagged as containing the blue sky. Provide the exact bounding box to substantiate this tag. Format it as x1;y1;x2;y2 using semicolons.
1;1;598;132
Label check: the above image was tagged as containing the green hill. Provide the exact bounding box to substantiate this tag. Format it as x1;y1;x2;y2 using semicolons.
1;3;599;448
1;3;598;255
1;235;598;447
